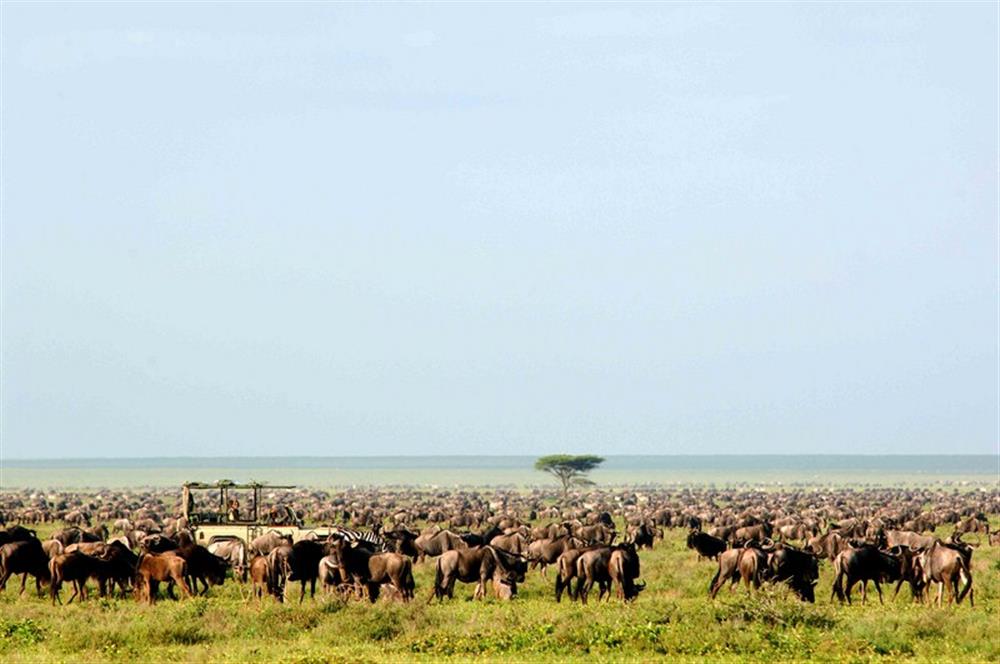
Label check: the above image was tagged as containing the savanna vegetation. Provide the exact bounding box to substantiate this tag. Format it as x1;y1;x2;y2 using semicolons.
1;515;996;663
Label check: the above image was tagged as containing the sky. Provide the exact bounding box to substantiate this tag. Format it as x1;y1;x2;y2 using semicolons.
1;3;996;459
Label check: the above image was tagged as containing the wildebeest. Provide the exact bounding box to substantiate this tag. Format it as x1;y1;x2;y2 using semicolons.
554;546;597;602
920;539;973;607
608;543;645;601
709;543;769;598
526;535;585;578
428;545;525;601
0;539;51;596
249;554;282;602
48;551;114;604
249;530;293;557
269;540;325;602
687;530;727;562
831;543;901;604
176;542;229;595
806;531;848;560
135;552;192;604
768;544;819;602
415;528;467;563
575;546;613;604
208;539;248;582
329;539;415;602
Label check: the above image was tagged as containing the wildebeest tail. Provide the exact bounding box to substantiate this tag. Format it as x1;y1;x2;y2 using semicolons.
427;558;443;603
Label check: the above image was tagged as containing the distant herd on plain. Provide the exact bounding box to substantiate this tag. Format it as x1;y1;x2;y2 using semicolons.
0;485;995;608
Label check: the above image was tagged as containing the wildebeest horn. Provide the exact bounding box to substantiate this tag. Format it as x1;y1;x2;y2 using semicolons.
635;580;646;589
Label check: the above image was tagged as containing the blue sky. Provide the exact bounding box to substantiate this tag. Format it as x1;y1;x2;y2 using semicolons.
2;3;996;458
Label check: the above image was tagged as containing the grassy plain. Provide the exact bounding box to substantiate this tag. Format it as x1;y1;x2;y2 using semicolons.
0;518;997;663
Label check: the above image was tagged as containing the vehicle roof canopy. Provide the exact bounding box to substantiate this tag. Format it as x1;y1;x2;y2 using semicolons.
183;480;296;490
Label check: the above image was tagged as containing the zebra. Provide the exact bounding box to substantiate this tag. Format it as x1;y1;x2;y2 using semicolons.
327;526;390;552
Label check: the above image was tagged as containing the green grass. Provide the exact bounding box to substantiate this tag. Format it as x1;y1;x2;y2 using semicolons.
1;521;996;662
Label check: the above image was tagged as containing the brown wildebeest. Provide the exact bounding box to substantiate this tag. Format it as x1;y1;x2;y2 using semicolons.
709;544;768;598
49;551;113;604
737;544;769;590
249;554;282;603
609;543;645;601
526;535;585;578
920;540;973;607
886;530;936;551
330;539;415;602
554;546;598;602
415;529;467;563
806;531;848;560
64;541;109;557
489;532;528;555
428;545;524;602
575;547;612;604
0;539;51;597
135;552;192;604
249;530;292;557
830;544;901;604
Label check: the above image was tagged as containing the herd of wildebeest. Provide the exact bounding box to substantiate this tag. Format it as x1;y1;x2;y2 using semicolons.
0;485;996;610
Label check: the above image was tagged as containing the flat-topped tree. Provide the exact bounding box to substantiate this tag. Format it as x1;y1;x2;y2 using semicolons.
535;454;605;497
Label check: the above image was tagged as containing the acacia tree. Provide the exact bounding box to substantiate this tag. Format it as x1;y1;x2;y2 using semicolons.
534;454;605;497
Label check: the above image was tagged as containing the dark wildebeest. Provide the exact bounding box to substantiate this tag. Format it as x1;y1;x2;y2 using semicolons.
330;539;415;602
626;523;657;550
176;543;229;595
102;540;139;598
768;544;819;602
920;539;973;607
888;545;926;602
270;540;325;602
459;525;502;548
830;543;901;604
0;526;37;546
526;535;585;578
687;530;727;562
51;527;102;548
382;528;421;560
0;539;51;596
48;551;114;604
415;529;467;563
135;552;192;604
429;545;525;602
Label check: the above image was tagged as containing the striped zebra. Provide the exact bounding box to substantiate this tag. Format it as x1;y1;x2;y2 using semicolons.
328;526;390;552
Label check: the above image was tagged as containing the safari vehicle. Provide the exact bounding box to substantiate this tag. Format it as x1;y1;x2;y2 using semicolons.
182;480;328;546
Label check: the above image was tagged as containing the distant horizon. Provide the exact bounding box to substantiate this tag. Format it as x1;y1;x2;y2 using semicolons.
2;452;997;462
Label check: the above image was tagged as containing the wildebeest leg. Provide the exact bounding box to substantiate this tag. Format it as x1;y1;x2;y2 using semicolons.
310;578;316;600
936;581;944;607
860;580;867;605
845;579;854;605
874;579;883;605
167;581;177;600
18;573;29;596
